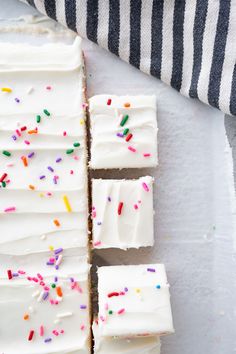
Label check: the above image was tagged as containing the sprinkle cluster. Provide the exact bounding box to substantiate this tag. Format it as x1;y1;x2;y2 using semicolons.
106;97;152;158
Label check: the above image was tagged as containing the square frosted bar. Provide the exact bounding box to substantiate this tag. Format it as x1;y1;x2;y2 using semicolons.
89;95;158;169
98;264;174;337
92;176;154;249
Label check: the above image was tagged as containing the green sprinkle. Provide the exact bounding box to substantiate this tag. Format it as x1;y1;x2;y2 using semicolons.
66;149;74;154
123;128;129;136
2;181;6;188
36;115;41;123
108;310;113;315
2;150;11;157
120;115;129;127
51;283;56;288
43;109;51;117
73;142;80;147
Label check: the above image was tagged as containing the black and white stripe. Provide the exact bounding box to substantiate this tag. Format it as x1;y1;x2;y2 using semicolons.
21;0;236;116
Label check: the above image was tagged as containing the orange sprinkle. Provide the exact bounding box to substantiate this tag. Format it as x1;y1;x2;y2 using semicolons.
54;219;60;227
29;185;35;190
56;286;63;297
21;156;28;167
28;129;38;135
123;102;131;108
24;314;29;320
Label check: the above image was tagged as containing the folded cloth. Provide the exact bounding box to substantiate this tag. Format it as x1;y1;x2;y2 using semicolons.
20;0;236;117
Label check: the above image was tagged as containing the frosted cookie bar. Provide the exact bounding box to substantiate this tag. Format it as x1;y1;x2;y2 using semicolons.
92;176;154;249
93;320;161;354
0;250;90;354
89;95;158;169
98;264;174;337
0;37;91;353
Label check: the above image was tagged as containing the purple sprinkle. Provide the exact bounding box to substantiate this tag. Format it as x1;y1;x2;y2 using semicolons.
108;197;111;202
47;166;54;173
28;152;35;158
124;287;128;292
40;175;46;180
55;265;59;270
53;176;57;185
44;338;52;343
15;98;20;103
97;221;102;226
147;268;156;273
116;133;124;138
43;291;49;300
56;158;62;163
54;248;63;255
70;277;74;283
80;305;87;309
12;135;17;141
54;276;58;282
46;262;54;266
13;273;19;277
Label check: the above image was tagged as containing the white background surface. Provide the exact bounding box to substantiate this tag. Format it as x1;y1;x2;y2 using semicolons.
1;0;236;353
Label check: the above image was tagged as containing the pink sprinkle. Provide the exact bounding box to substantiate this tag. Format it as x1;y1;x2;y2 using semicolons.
74;155;79;161
134;204;138;210
82;103;88;110
24;140;30;145
40;325;44;337
93;241;101;247
70;170;74;174
80;324;85;331
52;330;59;336
143;153;151;157
60;330;64;334
63;131;67;137
100;316;106;322
50;299;54;305
18;270;26;274
16;129;21;137
37;273;43;280
128;146;136;153
92;210;96;218
118;308;125;315
6;163;14;167
46;86;52;90
142;182;149;192
4;207;16;213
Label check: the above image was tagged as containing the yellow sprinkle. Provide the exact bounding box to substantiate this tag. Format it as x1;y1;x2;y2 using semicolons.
80;119;85;125
1;87;12;93
63;195;72;212
135;288;141;293
49;245;54;251
39;193;44;198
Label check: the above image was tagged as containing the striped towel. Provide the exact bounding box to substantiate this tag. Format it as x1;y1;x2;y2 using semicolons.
21;0;236;116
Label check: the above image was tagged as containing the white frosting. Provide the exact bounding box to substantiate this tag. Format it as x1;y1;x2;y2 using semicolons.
98;264;174;337
89;95;158;169
93;321;161;354
0;36;90;353
92;176;154;249
0;257;90;354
